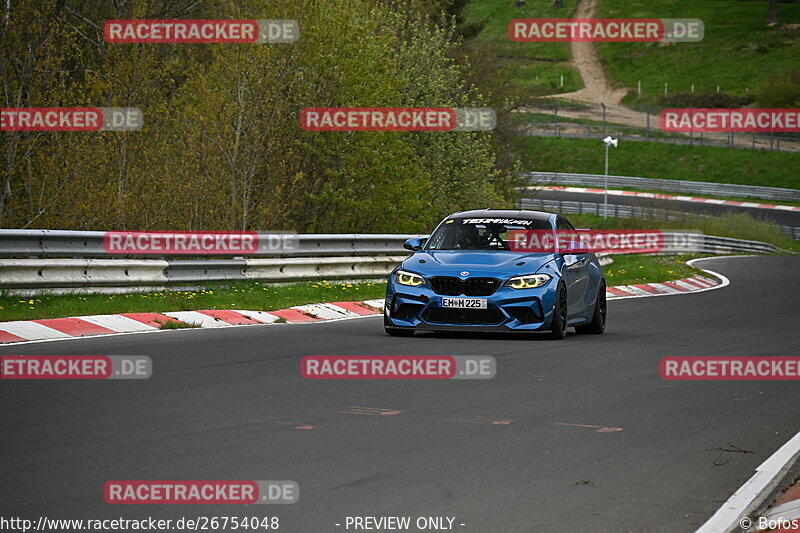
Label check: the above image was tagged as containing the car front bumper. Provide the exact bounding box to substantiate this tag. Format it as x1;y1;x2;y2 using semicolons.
384;278;558;332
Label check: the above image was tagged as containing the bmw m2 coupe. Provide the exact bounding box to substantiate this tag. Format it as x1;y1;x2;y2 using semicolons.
384;209;606;339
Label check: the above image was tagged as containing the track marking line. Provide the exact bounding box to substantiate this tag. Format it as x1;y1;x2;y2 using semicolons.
456;416;514;425
32;317;115;336
237;310;281;323
196;310;262;325
292;303;353;320
696;431;800;533
163;311;227;328
77;314;159;332
337;407;402;416
277;422;315;430
0;321;72;340
555;422;623;433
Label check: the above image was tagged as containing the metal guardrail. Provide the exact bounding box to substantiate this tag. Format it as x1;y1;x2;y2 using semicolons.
0;231;426;258
0;255;409;291
0;231;425;292
0;230;788;293
518;197;800;241
523;171;800;203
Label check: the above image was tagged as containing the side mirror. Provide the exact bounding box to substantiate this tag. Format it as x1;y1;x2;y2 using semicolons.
403;237;427;251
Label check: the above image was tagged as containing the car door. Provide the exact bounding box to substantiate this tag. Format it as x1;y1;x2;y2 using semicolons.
557;217;589;317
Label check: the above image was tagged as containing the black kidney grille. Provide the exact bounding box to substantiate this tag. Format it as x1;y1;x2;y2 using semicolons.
464;278;500;296
429;277;462;295
429;277;500;296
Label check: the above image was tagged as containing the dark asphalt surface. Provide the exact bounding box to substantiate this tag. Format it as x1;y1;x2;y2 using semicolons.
533;189;800;227
1;256;799;533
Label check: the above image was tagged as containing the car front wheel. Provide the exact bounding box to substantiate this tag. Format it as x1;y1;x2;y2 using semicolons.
547;283;568;340
575;281;606;335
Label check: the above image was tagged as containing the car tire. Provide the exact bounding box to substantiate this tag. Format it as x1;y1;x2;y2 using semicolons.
384;316;415;337
575;281;606;335
547;283;568;340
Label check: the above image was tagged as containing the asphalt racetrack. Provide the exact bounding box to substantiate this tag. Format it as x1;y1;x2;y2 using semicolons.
1;256;799;532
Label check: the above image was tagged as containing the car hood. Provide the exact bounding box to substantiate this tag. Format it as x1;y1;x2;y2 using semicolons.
401;250;557;278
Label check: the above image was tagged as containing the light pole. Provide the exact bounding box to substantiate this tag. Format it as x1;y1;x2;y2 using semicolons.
602;136;618;219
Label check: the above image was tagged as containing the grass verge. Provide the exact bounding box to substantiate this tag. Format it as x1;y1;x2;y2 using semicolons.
596;0;800;107
516;136;800;189
602;254;707;286
564;212;799;253
0;280;387;322
159;320;200;330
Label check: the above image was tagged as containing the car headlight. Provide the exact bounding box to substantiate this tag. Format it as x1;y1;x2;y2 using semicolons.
394;270;425;287
505;274;551;289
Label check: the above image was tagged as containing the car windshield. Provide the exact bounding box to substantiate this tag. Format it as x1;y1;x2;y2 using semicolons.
426;217;551;251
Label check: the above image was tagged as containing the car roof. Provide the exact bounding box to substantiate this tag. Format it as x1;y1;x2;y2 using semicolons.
447;209;554;221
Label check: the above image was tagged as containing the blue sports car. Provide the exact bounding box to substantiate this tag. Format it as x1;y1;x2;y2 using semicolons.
384;209;606;339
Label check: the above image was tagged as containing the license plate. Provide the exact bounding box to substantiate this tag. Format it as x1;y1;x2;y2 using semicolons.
441;297;487;309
